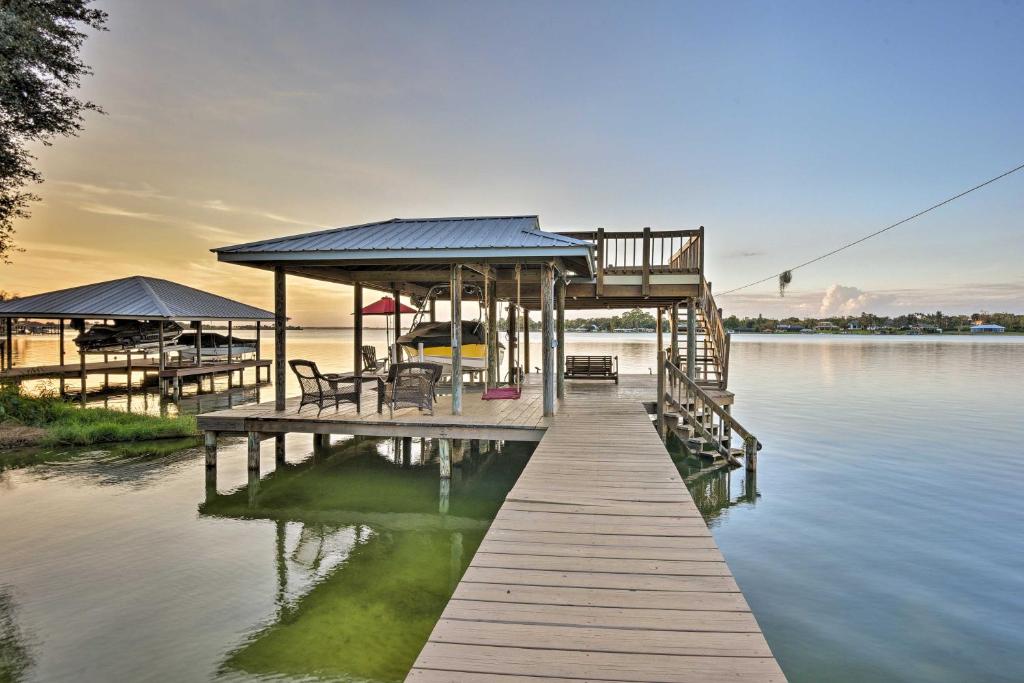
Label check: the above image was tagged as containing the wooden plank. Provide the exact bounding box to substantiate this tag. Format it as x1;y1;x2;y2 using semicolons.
452;582;750;611
442;599;761;632
411;643;786;683
429;618;773;657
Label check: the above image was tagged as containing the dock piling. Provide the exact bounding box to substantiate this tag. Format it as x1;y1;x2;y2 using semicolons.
439;438;452;479
247;432;261;471
204;431;217;468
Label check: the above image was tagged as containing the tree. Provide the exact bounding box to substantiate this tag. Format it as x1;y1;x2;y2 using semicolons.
0;0;107;261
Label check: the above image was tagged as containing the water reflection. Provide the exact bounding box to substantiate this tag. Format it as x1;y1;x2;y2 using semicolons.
201;435;531;682
673;448;759;524
0;587;36;683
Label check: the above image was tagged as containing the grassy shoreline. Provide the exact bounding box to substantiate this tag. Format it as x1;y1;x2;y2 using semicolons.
0;384;198;448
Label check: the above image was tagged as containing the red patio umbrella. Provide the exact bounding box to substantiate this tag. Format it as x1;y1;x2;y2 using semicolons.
357;296;416;361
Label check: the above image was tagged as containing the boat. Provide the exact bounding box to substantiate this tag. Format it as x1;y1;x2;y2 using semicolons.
74;320;184;353
397;321;503;370
176;332;257;361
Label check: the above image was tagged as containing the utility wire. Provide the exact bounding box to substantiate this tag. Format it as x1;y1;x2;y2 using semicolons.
717;161;1024;296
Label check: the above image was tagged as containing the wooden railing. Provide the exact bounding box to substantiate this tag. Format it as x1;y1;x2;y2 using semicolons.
558;227;703;294
698;277;729;389
661;355;760;471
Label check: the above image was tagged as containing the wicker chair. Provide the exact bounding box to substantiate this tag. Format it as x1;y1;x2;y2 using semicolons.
289;359;361;415
376;362;443;417
361;345;389;373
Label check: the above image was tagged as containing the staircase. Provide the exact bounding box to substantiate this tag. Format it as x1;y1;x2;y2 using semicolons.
675;277;730;390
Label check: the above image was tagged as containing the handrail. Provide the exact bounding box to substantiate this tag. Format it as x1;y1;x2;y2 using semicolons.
556;229;703;276
662;356;760;471
697;276;729;389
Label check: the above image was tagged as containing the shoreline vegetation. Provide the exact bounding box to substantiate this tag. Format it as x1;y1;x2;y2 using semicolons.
0;384;198;450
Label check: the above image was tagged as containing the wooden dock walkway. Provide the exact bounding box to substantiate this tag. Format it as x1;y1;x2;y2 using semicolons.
408;380;785;682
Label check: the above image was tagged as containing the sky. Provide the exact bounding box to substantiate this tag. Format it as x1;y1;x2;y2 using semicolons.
5;0;1023;325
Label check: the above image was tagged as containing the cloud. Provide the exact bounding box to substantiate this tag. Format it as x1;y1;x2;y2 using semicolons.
77;203;165;221
818;284;880;316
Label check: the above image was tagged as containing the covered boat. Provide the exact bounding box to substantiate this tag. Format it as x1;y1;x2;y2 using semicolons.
177;332;257;361
397;321;503;370
74;320;184;353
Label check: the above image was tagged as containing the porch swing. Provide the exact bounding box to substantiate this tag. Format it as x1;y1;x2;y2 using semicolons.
481;264;523;401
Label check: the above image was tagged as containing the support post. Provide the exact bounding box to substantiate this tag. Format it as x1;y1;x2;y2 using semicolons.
248;431;261;471
79;345;87;406
158;320;166;395
353;283;363;377
641;226;652;296
507;301;517;384
745;435;758;472
522;309;531;373
429;298;436;323
541;263;555;417
686;298;697;380
227;321;234;388
450;265;463;415
4;318;11;369
670;302;679;366
195;320;203;368
255;321;262;381
556;277;565;401
392;287;402;364
439;438;452;479
58;319;65;395
274;267;286;411
656;307;665;438
596;227;605;296
126;351;133;392
204;431;217;469
486;277;498;388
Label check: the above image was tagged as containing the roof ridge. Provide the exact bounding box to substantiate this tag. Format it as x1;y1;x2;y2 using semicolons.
133;275;173;318
393;215;537;222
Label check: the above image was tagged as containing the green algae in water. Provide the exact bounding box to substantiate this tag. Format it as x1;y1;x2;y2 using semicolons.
204;436;532;682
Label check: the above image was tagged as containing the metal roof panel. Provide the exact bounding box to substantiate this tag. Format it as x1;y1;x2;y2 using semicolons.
0;276;275;320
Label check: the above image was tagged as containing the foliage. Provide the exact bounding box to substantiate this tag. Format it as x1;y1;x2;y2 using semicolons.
0;0;107;260
0;384;197;445
778;270;793;297
721;310;1024;333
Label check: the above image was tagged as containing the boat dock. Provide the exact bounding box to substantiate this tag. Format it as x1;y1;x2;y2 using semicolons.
197;374;783;682
407;378;784;682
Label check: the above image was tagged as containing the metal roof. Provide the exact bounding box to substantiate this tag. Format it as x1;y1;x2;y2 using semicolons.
0;276;275;321
215;216;592;255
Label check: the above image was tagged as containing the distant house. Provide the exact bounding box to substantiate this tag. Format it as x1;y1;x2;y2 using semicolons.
847;321;861;330
971;323;1006;334
815;322;837;331
775;324;802;332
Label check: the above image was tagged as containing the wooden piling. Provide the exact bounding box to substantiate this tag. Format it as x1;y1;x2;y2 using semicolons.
274;267;286;411
450;265;463;415
522;309;531;373
541;264;555;417
556;277;565;401
204;431;217;468
656;309;665;438
439;438;452;479
353;283;363;378
248;432;261;471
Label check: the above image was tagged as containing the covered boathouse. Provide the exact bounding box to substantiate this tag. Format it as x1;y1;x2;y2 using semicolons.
0;276;274;402
197;215;784;682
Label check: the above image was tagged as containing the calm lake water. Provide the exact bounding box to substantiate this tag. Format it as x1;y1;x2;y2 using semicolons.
2;330;1022;682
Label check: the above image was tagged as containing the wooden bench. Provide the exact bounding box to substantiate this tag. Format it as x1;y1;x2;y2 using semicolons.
564;355;618;383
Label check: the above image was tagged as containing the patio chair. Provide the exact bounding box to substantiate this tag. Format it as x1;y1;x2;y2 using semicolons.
289;359;361;415
361;345;389;374
376;362;443;417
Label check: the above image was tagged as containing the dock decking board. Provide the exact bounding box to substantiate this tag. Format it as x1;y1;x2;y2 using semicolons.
408;378;785;682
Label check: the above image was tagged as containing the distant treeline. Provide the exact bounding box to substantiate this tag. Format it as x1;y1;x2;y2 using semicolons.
497;308;1023;333
723;311;1024;333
